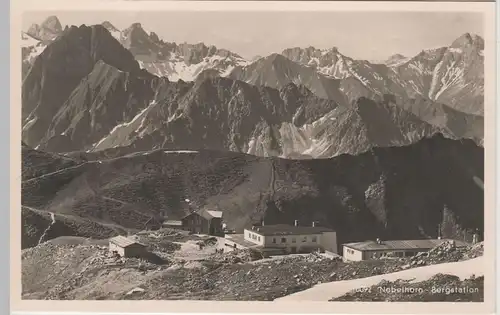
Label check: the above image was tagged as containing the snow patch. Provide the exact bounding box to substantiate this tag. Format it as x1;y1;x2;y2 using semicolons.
22;117;37;132
138;55;249;81
448;47;463;54
276;257;484;301
92;101;156;150
163;150;198;154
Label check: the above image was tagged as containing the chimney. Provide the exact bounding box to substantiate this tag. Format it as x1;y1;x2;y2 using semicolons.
294;220;298;227
376;238;381;244
261;220;265;226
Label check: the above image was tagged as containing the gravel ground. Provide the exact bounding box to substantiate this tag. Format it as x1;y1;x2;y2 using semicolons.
21;231;484;301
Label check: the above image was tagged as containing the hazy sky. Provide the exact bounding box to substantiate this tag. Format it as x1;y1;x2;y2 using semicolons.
23;11;484;61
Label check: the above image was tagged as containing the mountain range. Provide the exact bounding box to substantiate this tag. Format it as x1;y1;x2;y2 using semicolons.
22;16;484;115
21;16;484;159
20;16;485;249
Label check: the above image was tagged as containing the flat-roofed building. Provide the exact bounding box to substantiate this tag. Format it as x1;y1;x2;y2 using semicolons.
342;238;469;261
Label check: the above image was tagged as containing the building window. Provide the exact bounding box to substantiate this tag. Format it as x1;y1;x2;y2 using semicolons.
281;238;287;243
312;236;317;243
292;238;296;243
272;238;276;244
302;236;307;242
258;236;261;242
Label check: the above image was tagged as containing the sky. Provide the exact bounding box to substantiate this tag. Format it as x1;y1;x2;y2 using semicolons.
22;11;484;61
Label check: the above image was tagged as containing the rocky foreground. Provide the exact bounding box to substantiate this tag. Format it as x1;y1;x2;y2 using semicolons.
327;242;485;302
22;229;483;301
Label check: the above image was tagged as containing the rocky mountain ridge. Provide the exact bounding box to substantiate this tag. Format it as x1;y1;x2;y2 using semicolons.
278;36;484;115
21;16;484;117
22;22;483;158
22;134;484;250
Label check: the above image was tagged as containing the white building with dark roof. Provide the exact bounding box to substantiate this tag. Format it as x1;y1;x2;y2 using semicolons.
342;238;469;261
224;221;337;255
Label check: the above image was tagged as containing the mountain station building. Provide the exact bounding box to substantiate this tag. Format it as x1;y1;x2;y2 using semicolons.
342;238;469;261
224;221;338;256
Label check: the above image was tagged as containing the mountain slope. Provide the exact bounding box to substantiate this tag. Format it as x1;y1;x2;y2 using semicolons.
26;15;63;41
389;96;484;143
22;16;64;79
22;141;82;180
22;135;484;250
22;24;481;159
388;33;484;115
227;53;351;106
287;97;443;158
21;17;484;117
281;47;409;102
33;65;342;158
36;60;160;153
22;24;144;147
21;21;484;159
110;22;249;81
281;34;484;115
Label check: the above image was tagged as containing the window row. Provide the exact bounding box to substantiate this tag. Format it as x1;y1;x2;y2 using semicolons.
272;236;317;244
247;232;261;242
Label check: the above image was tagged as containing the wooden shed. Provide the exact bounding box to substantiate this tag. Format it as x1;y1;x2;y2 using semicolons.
181;209;223;236
109;235;147;258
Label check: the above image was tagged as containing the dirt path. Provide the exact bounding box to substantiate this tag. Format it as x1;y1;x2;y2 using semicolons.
37;212;55;245
172;237;225;261
22;163;87;184
275;256;484;302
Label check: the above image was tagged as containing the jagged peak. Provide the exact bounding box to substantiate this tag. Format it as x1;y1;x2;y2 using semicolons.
250;55;263;62
282;45;340;56
129;22;143;29
451;33;484;50
26;15;63;40
40;15;62;32
122;22;148;37
263;53;290;63
149;31;160;43
62;24;112;35
386;53;406;61
101;21;119;32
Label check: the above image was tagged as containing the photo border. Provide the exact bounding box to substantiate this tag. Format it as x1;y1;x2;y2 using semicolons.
10;1;497;314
